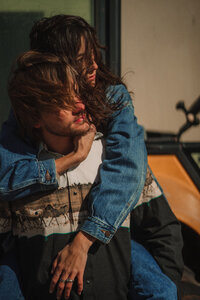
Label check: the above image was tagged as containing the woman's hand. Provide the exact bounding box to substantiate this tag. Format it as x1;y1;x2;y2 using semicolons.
73;123;96;161
55;124;96;175
49;231;96;300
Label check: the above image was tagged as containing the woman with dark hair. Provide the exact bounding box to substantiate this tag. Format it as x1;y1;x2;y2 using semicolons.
0;15;182;300
29;15;129;128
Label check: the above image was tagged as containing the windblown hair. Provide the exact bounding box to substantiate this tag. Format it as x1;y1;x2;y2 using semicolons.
29;14;124;91
8;51;121;140
8;51;78;140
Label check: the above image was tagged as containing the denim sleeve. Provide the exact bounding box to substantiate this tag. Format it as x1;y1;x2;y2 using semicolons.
0;111;58;201
81;84;147;243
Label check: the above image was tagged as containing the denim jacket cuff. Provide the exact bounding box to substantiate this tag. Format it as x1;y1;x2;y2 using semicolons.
38;159;58;185
80;217;116;244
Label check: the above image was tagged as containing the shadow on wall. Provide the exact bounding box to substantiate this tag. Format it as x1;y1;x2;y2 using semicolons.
0;12;44;127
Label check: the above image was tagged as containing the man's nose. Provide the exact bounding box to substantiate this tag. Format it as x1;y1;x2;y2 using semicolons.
75;101;85;112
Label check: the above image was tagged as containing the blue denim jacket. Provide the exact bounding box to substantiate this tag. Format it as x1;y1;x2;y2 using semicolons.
0;84;147;243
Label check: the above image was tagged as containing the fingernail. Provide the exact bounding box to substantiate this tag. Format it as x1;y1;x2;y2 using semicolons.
49;289;53;294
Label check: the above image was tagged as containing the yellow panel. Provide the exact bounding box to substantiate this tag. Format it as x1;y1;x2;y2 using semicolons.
148;155;200;234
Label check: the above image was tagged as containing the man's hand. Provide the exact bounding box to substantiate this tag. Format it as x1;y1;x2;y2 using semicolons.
55;124;96;175
49;231;96;300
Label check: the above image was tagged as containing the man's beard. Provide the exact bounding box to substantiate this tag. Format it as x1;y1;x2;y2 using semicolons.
42;121;90;137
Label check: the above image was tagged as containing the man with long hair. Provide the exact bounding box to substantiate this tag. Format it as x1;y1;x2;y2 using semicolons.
0;15;183;299
5;50;131;300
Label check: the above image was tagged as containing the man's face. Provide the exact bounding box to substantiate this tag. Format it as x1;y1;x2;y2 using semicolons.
76;37;98;87
36;100;90;138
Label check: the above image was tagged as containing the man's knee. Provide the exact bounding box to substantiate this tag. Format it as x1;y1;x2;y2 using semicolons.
130;240;178;299
161;277;177;299
0;263;24;300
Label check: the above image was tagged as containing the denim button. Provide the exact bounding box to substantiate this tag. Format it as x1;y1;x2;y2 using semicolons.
105;231;110;238
101;230;111;238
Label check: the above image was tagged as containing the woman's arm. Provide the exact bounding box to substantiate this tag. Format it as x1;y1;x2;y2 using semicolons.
0;111;95;201
80;84;147;243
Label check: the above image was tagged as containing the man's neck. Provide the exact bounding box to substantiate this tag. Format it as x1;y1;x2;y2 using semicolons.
42;131;74;155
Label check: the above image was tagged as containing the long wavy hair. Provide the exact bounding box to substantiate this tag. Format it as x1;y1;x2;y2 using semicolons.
29;15;126;118
8;51;121;140
30;15;123;89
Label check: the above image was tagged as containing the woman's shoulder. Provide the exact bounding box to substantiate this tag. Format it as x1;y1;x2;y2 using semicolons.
106;84;131;104
106;84;127;95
